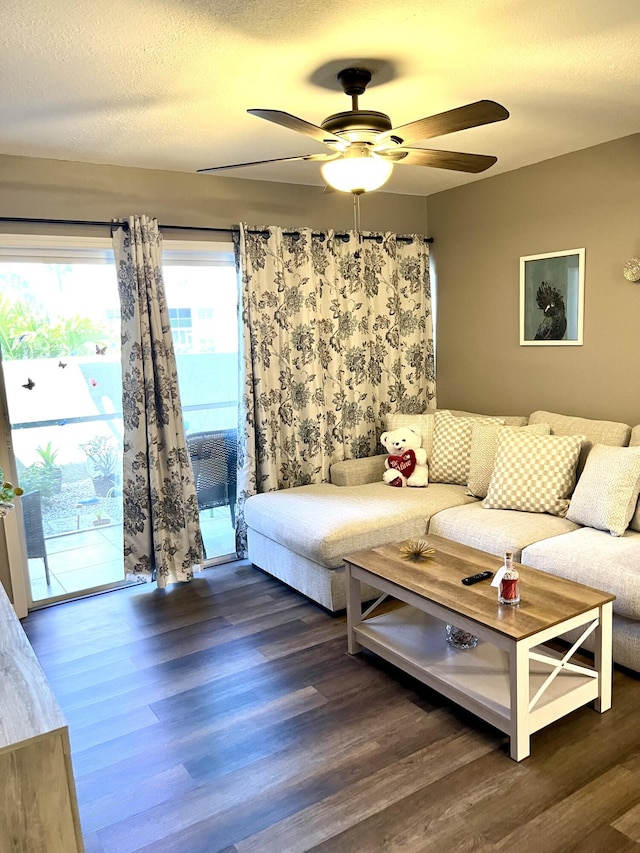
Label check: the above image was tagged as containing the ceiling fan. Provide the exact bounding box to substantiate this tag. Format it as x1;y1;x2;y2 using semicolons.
198;67;509;194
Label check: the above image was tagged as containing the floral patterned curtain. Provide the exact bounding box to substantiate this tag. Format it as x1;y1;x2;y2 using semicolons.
234;224;435;554
113;215;203;587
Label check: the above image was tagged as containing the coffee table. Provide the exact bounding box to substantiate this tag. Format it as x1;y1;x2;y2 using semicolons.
344;535;615;761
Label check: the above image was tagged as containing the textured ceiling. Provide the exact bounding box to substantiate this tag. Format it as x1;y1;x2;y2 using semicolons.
2;0;639;195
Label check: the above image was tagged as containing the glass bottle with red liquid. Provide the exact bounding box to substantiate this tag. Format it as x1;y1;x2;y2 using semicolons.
499;551;520;605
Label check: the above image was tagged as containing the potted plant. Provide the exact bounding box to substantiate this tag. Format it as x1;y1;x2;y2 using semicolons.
80;436;120;497
35;442;63;494
92;509;111;527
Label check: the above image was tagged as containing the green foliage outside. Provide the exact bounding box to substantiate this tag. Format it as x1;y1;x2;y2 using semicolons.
16;463;60;506
17;444;64;507
0;295;109;359
35;442;60;469
80;436;120;478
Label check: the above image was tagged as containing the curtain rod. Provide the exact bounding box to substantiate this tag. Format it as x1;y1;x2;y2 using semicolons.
0;216;433;244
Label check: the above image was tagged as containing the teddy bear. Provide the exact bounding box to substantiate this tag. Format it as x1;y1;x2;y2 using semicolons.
380;427;429;488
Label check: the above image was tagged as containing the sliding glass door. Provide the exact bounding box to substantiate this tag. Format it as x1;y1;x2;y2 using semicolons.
0;239;125;604
0;236;238;608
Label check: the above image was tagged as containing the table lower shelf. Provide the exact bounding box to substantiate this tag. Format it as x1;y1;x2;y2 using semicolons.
354;606;599;736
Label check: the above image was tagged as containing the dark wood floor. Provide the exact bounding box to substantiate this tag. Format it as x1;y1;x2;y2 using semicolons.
22;561;640;853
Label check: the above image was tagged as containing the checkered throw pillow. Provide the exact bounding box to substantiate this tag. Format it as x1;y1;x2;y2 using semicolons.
567;444;640;535
483;431;585;517
430;410;504;485
466;421;551;498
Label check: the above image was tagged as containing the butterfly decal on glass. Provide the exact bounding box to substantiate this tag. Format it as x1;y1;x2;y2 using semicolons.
58;361;68;368
95;345;107;355
22;378;35;390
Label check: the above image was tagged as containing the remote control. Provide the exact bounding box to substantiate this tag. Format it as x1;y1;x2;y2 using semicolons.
461;571;494;586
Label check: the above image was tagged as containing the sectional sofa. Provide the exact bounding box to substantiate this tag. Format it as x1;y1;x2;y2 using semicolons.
244;409;640;672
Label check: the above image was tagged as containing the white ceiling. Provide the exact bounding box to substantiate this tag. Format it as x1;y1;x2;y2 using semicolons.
2;0;639;196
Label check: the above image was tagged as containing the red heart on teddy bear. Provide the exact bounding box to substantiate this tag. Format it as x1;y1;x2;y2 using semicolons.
387;449;417;479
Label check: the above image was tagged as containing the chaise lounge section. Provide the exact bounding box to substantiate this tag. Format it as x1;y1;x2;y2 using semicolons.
246;480;477;611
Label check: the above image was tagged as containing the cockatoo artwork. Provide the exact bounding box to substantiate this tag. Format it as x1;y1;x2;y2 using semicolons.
534;282;567;340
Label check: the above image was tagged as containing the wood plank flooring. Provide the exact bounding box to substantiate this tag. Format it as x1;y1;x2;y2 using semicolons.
21;560;640;853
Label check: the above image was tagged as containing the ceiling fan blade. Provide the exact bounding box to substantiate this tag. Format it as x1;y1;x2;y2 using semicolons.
375;100;509;148
197;152;338;174
382;148;498;173
248;109;348;150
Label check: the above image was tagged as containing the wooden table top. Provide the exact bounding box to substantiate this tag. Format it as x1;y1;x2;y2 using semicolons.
344;535;616;641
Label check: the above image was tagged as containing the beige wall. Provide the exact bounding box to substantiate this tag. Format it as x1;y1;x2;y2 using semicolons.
0;154;428;238
428;134;640;427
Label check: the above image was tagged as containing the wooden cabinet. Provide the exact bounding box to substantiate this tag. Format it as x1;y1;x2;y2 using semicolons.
0;583;84;852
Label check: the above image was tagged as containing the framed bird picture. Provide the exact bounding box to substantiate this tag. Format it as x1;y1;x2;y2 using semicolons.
520;248;585;346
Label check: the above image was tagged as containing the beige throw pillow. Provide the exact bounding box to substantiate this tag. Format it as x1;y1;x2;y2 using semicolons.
483;431;584;517
466;421;551;499
430;410;504;485
566;444;640;536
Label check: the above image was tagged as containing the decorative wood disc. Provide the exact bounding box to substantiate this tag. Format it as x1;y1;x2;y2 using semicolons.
623;258;640;281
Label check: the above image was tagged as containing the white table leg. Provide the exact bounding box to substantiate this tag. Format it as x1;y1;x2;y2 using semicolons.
509;641;530;761
594;601;613;713
345;563;363;655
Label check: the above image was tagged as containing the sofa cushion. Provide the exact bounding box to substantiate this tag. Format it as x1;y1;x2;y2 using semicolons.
521;527;640;621
528;410;632;446
450;410;528;427
566;444;640;536
430;410;504;485
385;412;435;458
429;501;578;561
483;431;584;517
245;482;476;568
466;421;551;499
528;410;632;477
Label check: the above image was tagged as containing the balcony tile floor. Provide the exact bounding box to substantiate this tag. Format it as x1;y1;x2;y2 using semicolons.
29;508;236;603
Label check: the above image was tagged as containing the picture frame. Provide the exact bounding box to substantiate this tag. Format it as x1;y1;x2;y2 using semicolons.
519;248;585;346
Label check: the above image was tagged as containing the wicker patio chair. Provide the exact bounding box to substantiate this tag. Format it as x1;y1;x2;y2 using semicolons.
187;429;237;558
21;490;51;586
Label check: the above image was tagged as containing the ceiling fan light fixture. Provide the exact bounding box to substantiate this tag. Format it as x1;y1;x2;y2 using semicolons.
200;70;508;190
321;150;393;193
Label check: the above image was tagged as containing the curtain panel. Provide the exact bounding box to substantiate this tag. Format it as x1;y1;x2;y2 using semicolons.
235;224;435;555
113;215;203;587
